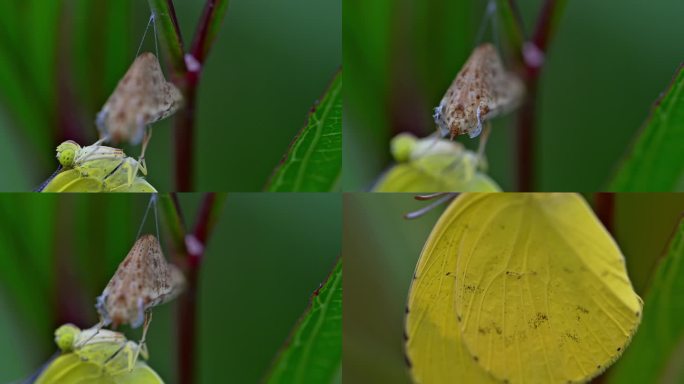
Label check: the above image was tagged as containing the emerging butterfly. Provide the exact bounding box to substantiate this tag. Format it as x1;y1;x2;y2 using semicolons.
405;193;642;384
33;324;163;383
96;52;184;161
372;133;500;192
38;140;155;192
433;43;524;140
96;234;185;361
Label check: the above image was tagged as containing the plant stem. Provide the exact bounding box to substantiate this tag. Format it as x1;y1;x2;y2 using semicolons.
512;0;567;191
173;193;226;384
149;0;229;191
190;0;230;67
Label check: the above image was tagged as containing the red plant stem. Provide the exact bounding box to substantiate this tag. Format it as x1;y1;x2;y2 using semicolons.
531;0;558;60
514;0;565;191
594;193;615;234
178;193;221;384
173;0;228;191
190;0;224;64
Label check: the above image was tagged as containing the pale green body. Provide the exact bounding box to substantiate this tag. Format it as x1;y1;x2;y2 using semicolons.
34;324;163;384
41;141;156;192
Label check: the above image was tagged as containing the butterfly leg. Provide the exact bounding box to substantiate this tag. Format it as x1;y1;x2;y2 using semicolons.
135;127;152;179
133;311;153;366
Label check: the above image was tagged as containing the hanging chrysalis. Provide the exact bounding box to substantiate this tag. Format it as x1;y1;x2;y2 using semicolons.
96;52;183;145
433;43;524;139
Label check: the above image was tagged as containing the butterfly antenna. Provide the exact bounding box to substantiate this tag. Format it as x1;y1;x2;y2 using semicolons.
75;321;104;348
405;193;458;220
136;14;155;58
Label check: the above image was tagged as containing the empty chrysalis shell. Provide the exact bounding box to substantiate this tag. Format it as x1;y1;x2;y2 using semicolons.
434;43;524;139
96;234;186;328
96;52;184;145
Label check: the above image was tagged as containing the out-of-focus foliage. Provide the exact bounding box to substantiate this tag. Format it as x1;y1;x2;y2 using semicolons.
609;65;684;191
0;194;341;383
344;0;684;191
266;71;342;192
608;218;684;383
0;0;340;191
266;259;342;384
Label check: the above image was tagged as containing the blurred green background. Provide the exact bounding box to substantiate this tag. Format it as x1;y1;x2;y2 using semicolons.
344;0;684;191
0;193;341;383
0;0;341;192
343;193;684;383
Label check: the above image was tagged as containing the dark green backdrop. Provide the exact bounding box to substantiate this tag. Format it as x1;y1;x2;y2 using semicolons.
0;193;341;383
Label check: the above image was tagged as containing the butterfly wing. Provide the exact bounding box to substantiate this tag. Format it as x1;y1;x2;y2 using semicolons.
40;169;82;192
108;177;157;193
41;170;106;193
447;193;641;383
34;354;163;384
373;135;501;192
406;198;498;383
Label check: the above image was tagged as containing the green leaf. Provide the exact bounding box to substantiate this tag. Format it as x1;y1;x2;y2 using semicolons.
265;259;342;384
609;64;684;191
265;70;342;192
607;217;684;383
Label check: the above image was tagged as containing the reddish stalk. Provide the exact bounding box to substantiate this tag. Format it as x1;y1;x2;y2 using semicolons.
148;0;228;191
512;0;566;191
166;193;225;384
176;0;229;191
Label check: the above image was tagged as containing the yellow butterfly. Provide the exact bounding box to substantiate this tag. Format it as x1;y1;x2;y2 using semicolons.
406;193;642;384
372;133;500;192
34;324;164;384
39;140;156;192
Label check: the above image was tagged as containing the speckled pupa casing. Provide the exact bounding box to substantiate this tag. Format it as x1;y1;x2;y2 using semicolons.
96;52;184;145
96;234;185;328
433;43;524;139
